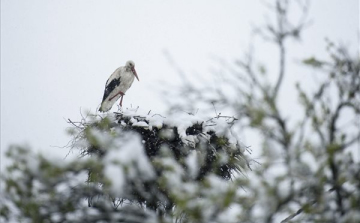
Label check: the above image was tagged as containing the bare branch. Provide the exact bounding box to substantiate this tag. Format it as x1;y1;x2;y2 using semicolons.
273;40;286;99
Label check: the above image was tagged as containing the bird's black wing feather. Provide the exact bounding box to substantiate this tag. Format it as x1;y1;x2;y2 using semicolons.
102;77;121;102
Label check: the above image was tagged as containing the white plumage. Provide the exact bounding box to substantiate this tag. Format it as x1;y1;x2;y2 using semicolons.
99;61;139;112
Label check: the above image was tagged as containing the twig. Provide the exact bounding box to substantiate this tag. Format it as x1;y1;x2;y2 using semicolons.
273;39;285;99
281;200;317;223
280;207;303;223
152;114;166;118
67;118;82;128
212;102;218;117
341;132;360;150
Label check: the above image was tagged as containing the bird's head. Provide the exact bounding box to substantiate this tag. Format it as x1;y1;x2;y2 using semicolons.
125;60;139;81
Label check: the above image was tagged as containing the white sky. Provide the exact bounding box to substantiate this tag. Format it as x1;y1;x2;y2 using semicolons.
1;0;359;167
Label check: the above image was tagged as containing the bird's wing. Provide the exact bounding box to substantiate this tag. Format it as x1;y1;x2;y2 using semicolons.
101;68;121;102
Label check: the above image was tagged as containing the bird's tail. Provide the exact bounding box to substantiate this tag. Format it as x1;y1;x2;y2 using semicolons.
98;100;112;112
99;93;122;112
98;103;107;112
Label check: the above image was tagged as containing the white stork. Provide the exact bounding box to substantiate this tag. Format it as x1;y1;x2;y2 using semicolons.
99;60;139;112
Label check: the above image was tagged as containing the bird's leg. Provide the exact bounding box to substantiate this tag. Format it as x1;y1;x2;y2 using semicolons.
119;95;124;107
109;93;119;101
109;91;125;101
118;91;125;106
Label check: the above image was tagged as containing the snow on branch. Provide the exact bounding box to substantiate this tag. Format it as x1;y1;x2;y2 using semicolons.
66;107;252;218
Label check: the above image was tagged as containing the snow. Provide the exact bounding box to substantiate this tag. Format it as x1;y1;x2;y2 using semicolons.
166;112;203;137
159;129;175;140
129;117;137;124
54;182;69;194
205;174;230;194
115;107;240;148
277;179;291;199
340;210;360;223
148;115;164;130
103;132;156;181
104;163;125;195
204;117;237;144
67;171;88;187
26;155;40;175
0;107;250;223
185;150;199;179
132;121;149;128
89;128;113;147
216;204;242;222
50;213;62;222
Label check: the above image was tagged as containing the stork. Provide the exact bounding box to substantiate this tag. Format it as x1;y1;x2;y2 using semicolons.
99;60;139;112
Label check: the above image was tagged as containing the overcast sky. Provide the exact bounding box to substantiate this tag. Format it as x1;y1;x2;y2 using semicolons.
1;0;358;167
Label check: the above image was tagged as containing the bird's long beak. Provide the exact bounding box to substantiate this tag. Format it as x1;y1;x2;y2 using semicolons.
132;67;139;81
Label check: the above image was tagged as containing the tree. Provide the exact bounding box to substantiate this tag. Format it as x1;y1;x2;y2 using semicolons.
1;108;251;223
164;0;360;222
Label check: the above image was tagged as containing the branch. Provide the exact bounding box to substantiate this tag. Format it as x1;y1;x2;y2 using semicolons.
237;53;266;94
327;101;354;216
273;35;286;99
329;101;354;143
269;111;290;149
341;132;360;150
281;200;317;223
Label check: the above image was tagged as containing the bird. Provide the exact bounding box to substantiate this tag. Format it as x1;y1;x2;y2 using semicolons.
99;60;139;112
